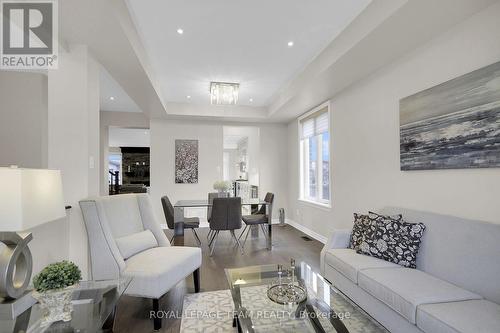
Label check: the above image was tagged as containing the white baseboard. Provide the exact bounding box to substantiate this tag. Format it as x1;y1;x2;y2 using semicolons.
284;219;327;244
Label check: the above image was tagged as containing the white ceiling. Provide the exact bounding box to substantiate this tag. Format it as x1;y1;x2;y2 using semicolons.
64;0;498;123
100;67;142;113
109;127;150;147
125;0;371;108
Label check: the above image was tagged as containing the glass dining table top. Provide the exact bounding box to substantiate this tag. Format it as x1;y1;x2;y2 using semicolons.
225;262;388;333
3;278;131;333
174;199;267;207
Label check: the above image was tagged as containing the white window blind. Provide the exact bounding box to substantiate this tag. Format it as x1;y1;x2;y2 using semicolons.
299;103;331;206
315;112;329;135
301;119;315;139
300;107;329;139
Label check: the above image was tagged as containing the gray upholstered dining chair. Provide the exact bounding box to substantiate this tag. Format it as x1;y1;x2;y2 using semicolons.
239;192;274;248
79;194;202;331
206;192;218;240
208;197;243;256
161;195;201;246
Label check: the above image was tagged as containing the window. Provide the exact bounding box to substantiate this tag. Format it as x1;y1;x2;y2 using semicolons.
299;103;331;206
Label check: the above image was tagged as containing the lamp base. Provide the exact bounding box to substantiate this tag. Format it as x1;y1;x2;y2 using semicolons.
0;232;33;299
0;290;36;320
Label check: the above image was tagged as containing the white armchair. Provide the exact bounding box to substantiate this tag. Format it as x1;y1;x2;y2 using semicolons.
320;229;351;276
80;193;202;331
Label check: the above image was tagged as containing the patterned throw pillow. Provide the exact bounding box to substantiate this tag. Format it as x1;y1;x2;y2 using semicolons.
349;212;402;250
349;213;371;250
357;217;426;268
368;211;403;221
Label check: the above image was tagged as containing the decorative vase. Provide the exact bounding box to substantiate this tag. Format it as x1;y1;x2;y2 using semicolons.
32;285;77;327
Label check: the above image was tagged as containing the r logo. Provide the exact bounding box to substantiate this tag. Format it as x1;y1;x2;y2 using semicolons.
2;2;52;54
1;0;58;69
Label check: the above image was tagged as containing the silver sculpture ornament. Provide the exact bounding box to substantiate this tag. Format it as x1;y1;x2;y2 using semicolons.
0;232;33;299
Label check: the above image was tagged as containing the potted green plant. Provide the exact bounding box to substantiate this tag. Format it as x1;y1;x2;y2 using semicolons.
213;180;231;197
32;260;82;326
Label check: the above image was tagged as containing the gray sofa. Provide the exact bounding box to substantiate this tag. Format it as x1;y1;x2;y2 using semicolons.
320;207;500;333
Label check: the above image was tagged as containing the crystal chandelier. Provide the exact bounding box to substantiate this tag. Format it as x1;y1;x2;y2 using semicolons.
210;82;239;105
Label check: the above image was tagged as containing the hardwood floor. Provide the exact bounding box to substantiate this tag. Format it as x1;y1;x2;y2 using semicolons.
114;224;324;332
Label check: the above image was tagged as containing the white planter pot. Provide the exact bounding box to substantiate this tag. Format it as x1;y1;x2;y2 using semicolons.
32;284;77;327
217;191;229;198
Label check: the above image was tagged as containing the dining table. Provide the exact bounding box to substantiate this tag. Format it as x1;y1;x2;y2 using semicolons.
173;198;273;249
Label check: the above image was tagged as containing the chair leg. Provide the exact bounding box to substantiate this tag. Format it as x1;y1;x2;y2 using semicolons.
152;298;161;331
208;230;217;247
209;231;219;256
170;235;175;245
260;224;269;242
238;225;248;241
242;225;252;248
192;228;201;246
231;230;244;254
193;268;200;293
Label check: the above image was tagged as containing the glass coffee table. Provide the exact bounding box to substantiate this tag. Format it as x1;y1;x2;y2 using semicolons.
2;278;131;333
225;262;387;333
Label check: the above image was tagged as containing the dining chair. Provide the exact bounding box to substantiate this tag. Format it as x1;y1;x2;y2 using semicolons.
239;192;274;248
206;192;218;240
161;195;202;246
208;197;243;256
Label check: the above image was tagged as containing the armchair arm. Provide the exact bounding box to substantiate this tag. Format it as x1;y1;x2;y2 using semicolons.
320;229;351;275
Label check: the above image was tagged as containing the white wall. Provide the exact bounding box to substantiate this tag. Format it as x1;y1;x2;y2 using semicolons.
109;128;150;148
150;119;288;223
287;2;500;239
48;45;100;278
0;72;48;169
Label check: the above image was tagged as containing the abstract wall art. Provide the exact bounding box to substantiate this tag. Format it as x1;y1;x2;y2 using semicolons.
175;139;198;183
400;61;500;170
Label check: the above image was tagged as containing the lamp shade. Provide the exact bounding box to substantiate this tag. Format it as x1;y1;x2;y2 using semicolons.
0;167;65;231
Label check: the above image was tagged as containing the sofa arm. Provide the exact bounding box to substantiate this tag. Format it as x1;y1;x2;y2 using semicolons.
320;229;351;275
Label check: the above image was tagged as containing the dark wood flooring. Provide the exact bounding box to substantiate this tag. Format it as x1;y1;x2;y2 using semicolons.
114;225;323;333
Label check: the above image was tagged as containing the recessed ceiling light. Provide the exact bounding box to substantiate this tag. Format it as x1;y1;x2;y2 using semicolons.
287;41;294;47
186;95;191;99
249;98;253;102
109;96;115;101
177;28;184;35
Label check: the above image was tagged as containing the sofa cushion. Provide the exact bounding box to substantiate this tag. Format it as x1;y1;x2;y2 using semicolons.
416;300;500;333
115;230;158;260
124;246;202;299
324;249;400;284
358;268;482;324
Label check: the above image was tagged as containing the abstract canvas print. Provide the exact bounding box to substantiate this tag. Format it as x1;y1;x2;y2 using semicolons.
175;139;198;183
400;61;500;170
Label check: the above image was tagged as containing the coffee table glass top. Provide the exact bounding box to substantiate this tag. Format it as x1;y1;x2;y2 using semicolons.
225;262;387;333
7;278;131;333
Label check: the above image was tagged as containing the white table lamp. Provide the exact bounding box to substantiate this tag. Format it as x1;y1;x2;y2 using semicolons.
0;167;65;299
